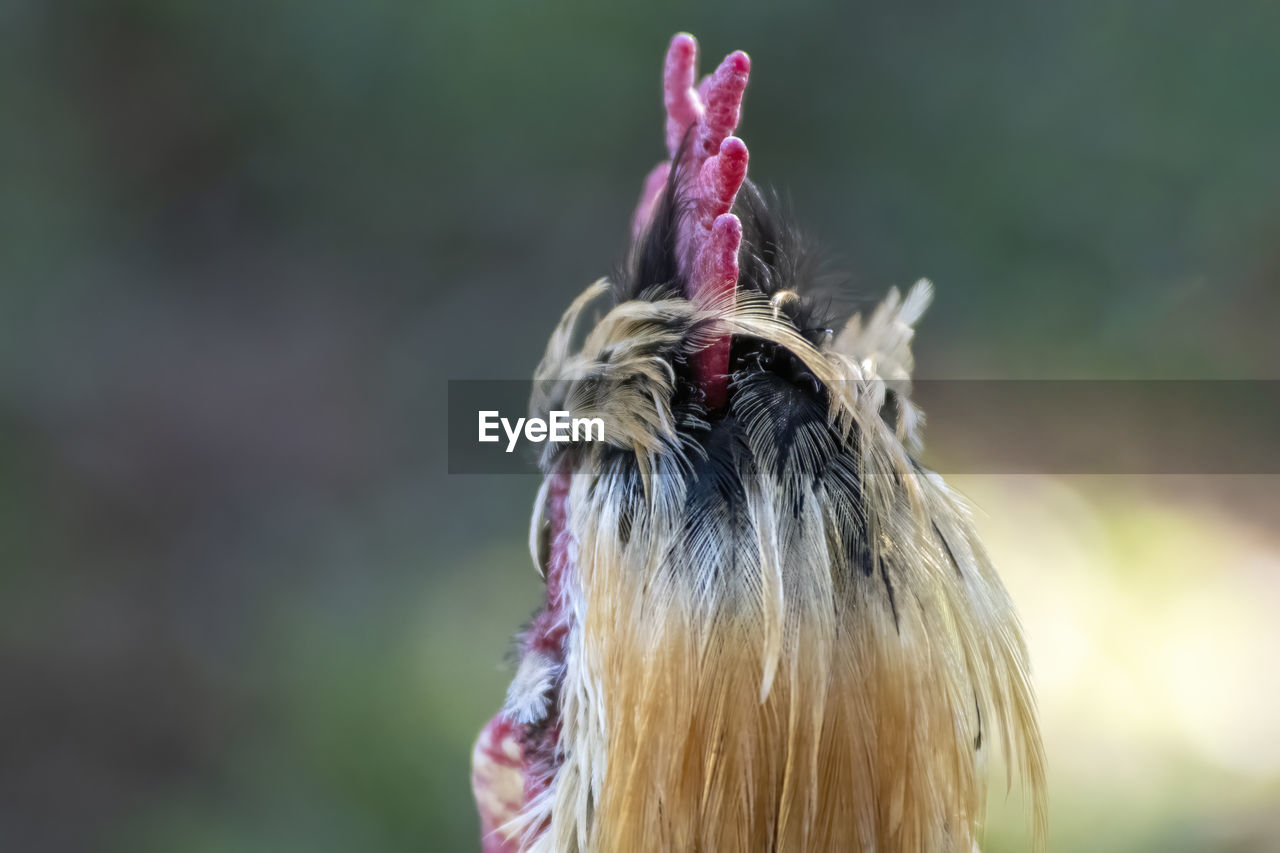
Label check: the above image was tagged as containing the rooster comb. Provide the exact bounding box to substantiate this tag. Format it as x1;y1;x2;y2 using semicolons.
631;33;752;411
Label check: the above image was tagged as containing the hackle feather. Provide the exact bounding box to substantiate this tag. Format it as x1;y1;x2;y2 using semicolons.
472;31;1046;853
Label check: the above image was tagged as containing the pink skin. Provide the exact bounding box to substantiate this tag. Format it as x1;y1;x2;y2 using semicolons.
693;51;750;164
692;213;742;411
634;34;752;413
474;714;524;853
631;162;670;241
663;34;703;158
474;469;573;851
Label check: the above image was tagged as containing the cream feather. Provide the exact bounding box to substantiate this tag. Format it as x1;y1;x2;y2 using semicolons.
502;281;1047;852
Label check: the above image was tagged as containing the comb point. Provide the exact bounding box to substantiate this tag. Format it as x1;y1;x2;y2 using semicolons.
636;35;755;412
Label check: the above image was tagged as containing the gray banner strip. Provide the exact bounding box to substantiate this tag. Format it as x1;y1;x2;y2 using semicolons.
447;380;1280;475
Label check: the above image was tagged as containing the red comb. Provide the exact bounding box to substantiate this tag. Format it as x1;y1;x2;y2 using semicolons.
633;33;751;412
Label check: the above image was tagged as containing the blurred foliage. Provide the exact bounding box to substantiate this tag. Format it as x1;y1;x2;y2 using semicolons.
1;0;1278;851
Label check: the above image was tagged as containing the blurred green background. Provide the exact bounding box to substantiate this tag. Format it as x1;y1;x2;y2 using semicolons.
2;1;1278;851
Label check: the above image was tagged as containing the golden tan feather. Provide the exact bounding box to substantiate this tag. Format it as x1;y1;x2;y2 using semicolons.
504;281;1046;852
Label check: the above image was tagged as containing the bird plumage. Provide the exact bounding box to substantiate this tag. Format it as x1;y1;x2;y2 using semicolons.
473;32;1045;853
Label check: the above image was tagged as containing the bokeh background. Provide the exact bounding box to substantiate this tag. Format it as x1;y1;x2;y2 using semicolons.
3;1;1279;850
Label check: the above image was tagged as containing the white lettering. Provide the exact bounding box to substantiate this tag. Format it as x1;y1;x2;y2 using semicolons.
502;417;525;453
573;416;604;442
478;411;500;442
481;409;607;452
550;410;570;441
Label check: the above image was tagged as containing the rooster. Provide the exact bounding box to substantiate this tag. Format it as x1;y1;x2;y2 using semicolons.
471;32;1046;853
